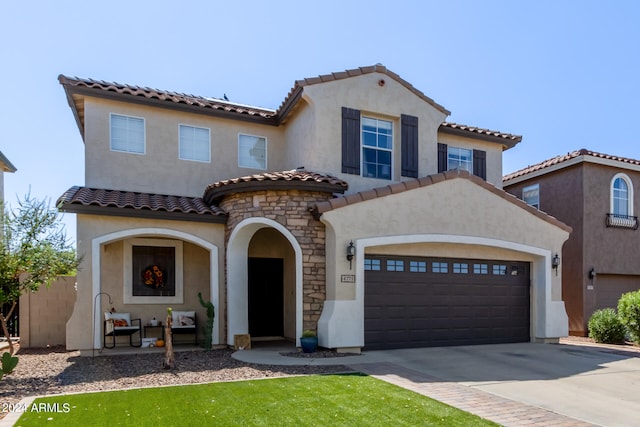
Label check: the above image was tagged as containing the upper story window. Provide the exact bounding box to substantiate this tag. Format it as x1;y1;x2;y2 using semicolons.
179;125;210;163
238;134;267;169
437;143;486;180
362;117;393;180
342;108;417;179
447;147;473;173
611;174;632;216
607;173;638;229
110;114;145;154
523;184;540;209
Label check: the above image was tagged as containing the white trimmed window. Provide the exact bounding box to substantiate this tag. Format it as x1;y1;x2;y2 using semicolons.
523;184;540;209
110;114;145;154
447;146;473;172
362;117;393;180
238;134;267;169
179;125;210;162
611;173;633;217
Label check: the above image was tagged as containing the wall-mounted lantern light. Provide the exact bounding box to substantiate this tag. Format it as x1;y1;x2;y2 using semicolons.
589;268;596;280
552;253;560;276
346;241;355;269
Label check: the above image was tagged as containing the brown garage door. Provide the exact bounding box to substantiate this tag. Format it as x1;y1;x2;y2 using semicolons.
594;274;640;312
364;255;530;350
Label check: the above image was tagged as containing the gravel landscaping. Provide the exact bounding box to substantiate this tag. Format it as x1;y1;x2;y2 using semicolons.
0;345;351;420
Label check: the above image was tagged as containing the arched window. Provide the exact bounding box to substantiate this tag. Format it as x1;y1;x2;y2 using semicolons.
610;173;633;217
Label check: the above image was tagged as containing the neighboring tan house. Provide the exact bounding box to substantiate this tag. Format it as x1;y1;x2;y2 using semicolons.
504;149;640;336
0;150;17;205
57;64;571;353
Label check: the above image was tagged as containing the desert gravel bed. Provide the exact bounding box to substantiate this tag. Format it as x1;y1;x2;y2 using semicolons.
0;345;351;419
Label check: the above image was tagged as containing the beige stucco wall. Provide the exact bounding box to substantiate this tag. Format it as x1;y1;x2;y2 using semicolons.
83;98;287;196
283;97;315;172
323;177;567;300
80;73;508;199
317;176;570;349
67;214;225;351
288;73;450;194
19;276;76;348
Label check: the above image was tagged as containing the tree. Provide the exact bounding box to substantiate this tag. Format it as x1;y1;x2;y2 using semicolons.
0;194;80;355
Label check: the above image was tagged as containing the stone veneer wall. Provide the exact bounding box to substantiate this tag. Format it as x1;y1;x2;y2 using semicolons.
219;189;333;333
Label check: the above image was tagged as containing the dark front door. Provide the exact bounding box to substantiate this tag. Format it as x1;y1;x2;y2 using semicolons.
248;257;284;337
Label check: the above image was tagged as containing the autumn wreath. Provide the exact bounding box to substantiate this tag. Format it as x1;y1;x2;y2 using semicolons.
143;265;165;289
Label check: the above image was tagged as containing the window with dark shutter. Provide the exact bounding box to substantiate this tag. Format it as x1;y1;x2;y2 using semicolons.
401;114;419;178
473;149;486;180
437;143;447;173
342;107;361;175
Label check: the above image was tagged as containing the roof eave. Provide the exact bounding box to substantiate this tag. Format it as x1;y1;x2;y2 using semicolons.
58;202;228;224
59;75;86;140
438;125;521;149
204;179;346;205
0;151;16;173
61;82;279;127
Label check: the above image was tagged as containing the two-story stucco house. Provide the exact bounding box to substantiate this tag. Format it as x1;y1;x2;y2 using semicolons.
504;149;640;336
58;64;571;353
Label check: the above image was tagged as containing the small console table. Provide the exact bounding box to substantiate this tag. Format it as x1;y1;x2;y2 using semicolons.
143;324;165;341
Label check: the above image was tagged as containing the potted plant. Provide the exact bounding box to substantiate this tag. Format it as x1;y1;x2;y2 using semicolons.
300;330;318;353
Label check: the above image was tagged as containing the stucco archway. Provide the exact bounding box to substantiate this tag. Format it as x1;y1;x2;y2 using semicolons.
226;217;303;346
90;227;219;349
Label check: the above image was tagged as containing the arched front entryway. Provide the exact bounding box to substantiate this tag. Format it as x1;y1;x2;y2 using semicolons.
89;227;219;350
227;218;303;346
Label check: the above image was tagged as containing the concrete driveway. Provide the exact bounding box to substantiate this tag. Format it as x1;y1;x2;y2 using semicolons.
347;342;640;427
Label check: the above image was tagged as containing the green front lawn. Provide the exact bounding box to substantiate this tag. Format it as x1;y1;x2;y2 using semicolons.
16;374;496;426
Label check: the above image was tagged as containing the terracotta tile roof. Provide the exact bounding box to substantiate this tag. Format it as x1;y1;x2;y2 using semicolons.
60;64;452;126
204;169;348;204
57;186;227;222
278;64;451;119
503;148;640;182
60;65;521;147
439;122;522;147
311;169;571;233
58;75;276;123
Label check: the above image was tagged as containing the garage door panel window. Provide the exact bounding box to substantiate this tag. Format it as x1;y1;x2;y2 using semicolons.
432;262;448;273
409;261;426;272
453;263;469;274
474;264;488;274
492;265;507;275
386;259;404;271
364;258;381;271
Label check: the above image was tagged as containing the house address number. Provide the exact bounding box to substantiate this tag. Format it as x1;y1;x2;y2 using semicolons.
341;274;355;283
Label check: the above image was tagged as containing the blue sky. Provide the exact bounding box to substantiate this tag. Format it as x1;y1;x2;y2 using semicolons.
2;1;639;243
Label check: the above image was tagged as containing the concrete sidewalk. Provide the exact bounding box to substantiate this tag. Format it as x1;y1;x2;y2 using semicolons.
233;341;640;427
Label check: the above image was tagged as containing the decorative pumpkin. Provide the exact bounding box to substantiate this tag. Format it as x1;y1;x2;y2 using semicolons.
156;339;165;347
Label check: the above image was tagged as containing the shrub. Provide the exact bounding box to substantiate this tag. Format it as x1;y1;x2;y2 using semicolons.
618;290;640;344
587;308;626;344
